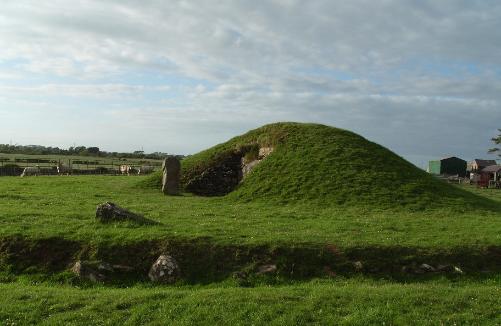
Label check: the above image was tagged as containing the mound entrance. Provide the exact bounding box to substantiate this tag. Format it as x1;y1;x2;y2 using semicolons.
184;145;274;196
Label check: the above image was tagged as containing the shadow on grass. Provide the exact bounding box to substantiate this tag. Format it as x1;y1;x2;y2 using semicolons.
1;236;500;286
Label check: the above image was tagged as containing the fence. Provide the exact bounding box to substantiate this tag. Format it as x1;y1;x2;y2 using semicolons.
0;156;162;177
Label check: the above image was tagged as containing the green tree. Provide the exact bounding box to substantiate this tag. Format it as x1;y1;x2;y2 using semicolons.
489;129;501;156
87;147;100;155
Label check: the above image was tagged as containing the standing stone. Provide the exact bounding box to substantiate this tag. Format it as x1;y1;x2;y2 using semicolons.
162;156;181;195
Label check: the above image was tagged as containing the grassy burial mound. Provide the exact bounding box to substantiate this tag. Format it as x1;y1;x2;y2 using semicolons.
143;122;495;210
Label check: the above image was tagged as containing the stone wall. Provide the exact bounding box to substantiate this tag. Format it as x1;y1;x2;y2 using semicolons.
185;146;274;196
185;152;243;196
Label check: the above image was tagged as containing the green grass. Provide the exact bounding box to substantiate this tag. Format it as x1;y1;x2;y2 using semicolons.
143;122;499;211
0;279;499;325
1;122;501;324
0;175;500;247
0;176;500;324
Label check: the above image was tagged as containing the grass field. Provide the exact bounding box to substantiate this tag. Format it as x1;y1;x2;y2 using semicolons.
0;176;500;247
1;279;500;325
1;123;500;324
0;175;500;324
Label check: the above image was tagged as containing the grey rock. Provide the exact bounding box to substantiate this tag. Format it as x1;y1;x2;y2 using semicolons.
162;156;181;195
241;159;261;177
71;261;106;282
353;261;364;271
241;147;274;178
95;202;145;223
436;264;454;272
148;254;180;283
257;264;277;274
70;260;135;282
112;264;134;272
417;263;436;273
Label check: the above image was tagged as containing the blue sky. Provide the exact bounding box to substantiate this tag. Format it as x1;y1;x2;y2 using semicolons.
1;0;500;168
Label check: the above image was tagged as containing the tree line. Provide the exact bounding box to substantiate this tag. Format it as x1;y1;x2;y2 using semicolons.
0;144;172;159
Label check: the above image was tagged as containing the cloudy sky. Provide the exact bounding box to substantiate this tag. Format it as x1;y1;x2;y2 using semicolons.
1;0;500;168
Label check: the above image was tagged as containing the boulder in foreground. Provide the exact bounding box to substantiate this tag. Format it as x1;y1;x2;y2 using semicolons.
95;202;145;223
148;254;180;283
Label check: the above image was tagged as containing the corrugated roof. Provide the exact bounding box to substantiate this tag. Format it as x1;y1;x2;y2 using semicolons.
481;165;501;173
472;159;497;166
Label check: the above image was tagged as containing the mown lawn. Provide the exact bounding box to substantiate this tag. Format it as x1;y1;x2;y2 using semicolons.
0;279;500;325
0;175;500;248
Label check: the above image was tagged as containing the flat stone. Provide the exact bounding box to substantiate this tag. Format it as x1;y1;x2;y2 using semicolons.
71;260;106;282
95;202;145;223
70;260;134;282
257;264;277;274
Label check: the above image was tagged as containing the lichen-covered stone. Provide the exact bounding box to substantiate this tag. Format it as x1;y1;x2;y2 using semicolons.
148;254;180;283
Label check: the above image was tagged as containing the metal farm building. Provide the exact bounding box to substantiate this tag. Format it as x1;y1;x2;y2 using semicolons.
428;156;467;177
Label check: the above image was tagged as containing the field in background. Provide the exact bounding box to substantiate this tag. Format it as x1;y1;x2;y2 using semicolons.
0;153;163;176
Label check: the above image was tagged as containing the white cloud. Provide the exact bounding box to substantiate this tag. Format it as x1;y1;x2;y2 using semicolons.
0;84;171;98
0;0;500;165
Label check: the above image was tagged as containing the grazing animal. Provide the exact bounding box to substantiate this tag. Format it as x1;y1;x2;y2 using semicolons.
137;166;155;175
20;166;40;177
120;165;137;176
56;163;71;175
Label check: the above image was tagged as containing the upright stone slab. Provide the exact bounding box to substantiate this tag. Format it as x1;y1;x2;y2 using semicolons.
162;156;181;195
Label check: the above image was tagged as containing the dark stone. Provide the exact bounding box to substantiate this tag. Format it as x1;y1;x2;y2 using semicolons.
185;152;243;196
71;261;106;282
185;146;274;196
417;263;436;273
233;271;250;287
162;156;181;195
95;202;145;223
71;260;134;282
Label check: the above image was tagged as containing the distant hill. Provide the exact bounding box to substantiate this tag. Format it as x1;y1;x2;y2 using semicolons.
142;122;498;211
